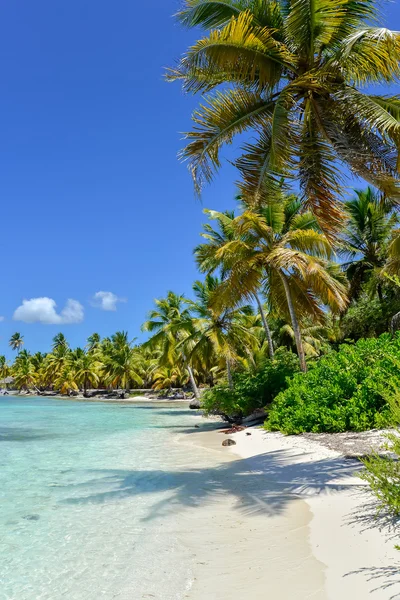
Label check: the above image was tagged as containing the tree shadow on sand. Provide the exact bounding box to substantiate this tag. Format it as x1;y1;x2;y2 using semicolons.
61;448;361;523
344;495;400;597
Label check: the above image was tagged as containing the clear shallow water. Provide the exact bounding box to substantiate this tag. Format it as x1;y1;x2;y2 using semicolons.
0;397;206;600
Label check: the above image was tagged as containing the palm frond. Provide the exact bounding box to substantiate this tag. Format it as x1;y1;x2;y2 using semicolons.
181;88;275;194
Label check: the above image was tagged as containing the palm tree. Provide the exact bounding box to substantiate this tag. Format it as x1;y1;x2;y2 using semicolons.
184;276;258;388
52;333;69;351
169;1;400;234
203;197;348;371
0;355;10;386
13;352;36;391
44;344;70;383
86;333;101;353
9;332;24;354
195;208;275;358
102;345;143;393
341;187;398;301
142;292;200;399
73;351;101;396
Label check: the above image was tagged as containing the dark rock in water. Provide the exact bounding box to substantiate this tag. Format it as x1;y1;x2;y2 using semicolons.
23;514;40;521
189;399;201;410
194;424;200;429
222;439;236;447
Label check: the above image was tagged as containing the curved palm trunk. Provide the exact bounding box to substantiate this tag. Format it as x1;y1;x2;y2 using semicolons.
187;364;200;399
254;293;274;359
226;358;234;390
279;272;307;373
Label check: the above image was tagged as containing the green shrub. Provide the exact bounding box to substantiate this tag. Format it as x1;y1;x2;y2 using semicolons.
265;334;400;434
341;295;400;341
361;391;400;517
201;348;299;421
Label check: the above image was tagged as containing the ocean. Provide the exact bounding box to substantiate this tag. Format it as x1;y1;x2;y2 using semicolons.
0;396;209;600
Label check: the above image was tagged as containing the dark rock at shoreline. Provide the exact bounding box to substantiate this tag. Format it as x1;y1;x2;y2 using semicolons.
222;439;236;447
189;399;201;410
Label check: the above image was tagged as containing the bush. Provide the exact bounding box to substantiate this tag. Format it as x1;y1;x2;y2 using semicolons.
265;334;400;434
361;391;400;518
341;295;400;341
201;348;299;421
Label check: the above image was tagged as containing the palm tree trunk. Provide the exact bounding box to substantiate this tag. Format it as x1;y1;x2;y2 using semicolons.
84;375;88;396
187;364;200;400
226;358;234;390
280;272;307;373
254;293;274;359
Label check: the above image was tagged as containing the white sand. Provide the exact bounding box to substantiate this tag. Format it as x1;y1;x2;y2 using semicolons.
181;425;400;600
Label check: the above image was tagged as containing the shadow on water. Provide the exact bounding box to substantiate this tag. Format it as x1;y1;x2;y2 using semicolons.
61;449;360;522
0;426;58;442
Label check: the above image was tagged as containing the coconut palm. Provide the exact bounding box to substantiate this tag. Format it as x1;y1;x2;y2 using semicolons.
13;352;36;391
44;344;71;382
169;0;400;234
142;292;200;398
195;208;275;358
102;345;143;393
183;275;258;388
0;355;10;385
86;333;101;353
52;332;69;351
152;365;187;392
9;332;24;354
341;187;398;301
73;351;101;396
203;197;348;371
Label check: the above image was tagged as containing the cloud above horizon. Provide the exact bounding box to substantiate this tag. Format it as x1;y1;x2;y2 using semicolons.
13;298;84;325
91;291;126;311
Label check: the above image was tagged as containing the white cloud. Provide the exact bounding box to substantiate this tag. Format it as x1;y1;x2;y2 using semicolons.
13;297;84;325
0;316;4;322
91;291;126;312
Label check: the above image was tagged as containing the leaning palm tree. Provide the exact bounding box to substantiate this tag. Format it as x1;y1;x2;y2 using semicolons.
195;208;275;358
142;292;201;399
169;0;400;234
204;197;348;371
183;275;258;388
341;187;397;301
9;332;24;354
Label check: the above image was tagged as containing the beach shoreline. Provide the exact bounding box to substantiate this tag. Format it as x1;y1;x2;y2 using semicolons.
178;422;400;600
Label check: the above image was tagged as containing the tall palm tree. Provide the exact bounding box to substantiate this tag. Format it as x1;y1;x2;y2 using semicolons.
142;292;200;399
13;352;36;391
184;275;258;388
203;197;348;371
73;351;101;396
195;208;275;358
0;355;10;386
86;333;101;353
9;332;24;354
102;345;143;393
52;333;69;351
341;187;398;301
169;0;400;234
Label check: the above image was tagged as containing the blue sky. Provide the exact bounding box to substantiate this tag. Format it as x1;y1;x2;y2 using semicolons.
0;0;399;357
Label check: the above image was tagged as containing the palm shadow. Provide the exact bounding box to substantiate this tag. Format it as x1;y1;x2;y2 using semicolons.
61;448;361;523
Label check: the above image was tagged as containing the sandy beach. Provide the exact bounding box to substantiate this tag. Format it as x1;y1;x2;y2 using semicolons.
177;424;400;600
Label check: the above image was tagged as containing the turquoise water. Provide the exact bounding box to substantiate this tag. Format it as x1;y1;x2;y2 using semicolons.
0;397;205;600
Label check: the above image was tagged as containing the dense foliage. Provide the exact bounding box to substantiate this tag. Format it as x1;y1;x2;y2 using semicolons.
201;349;299;421
361;392;400;517
265;335;400;434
